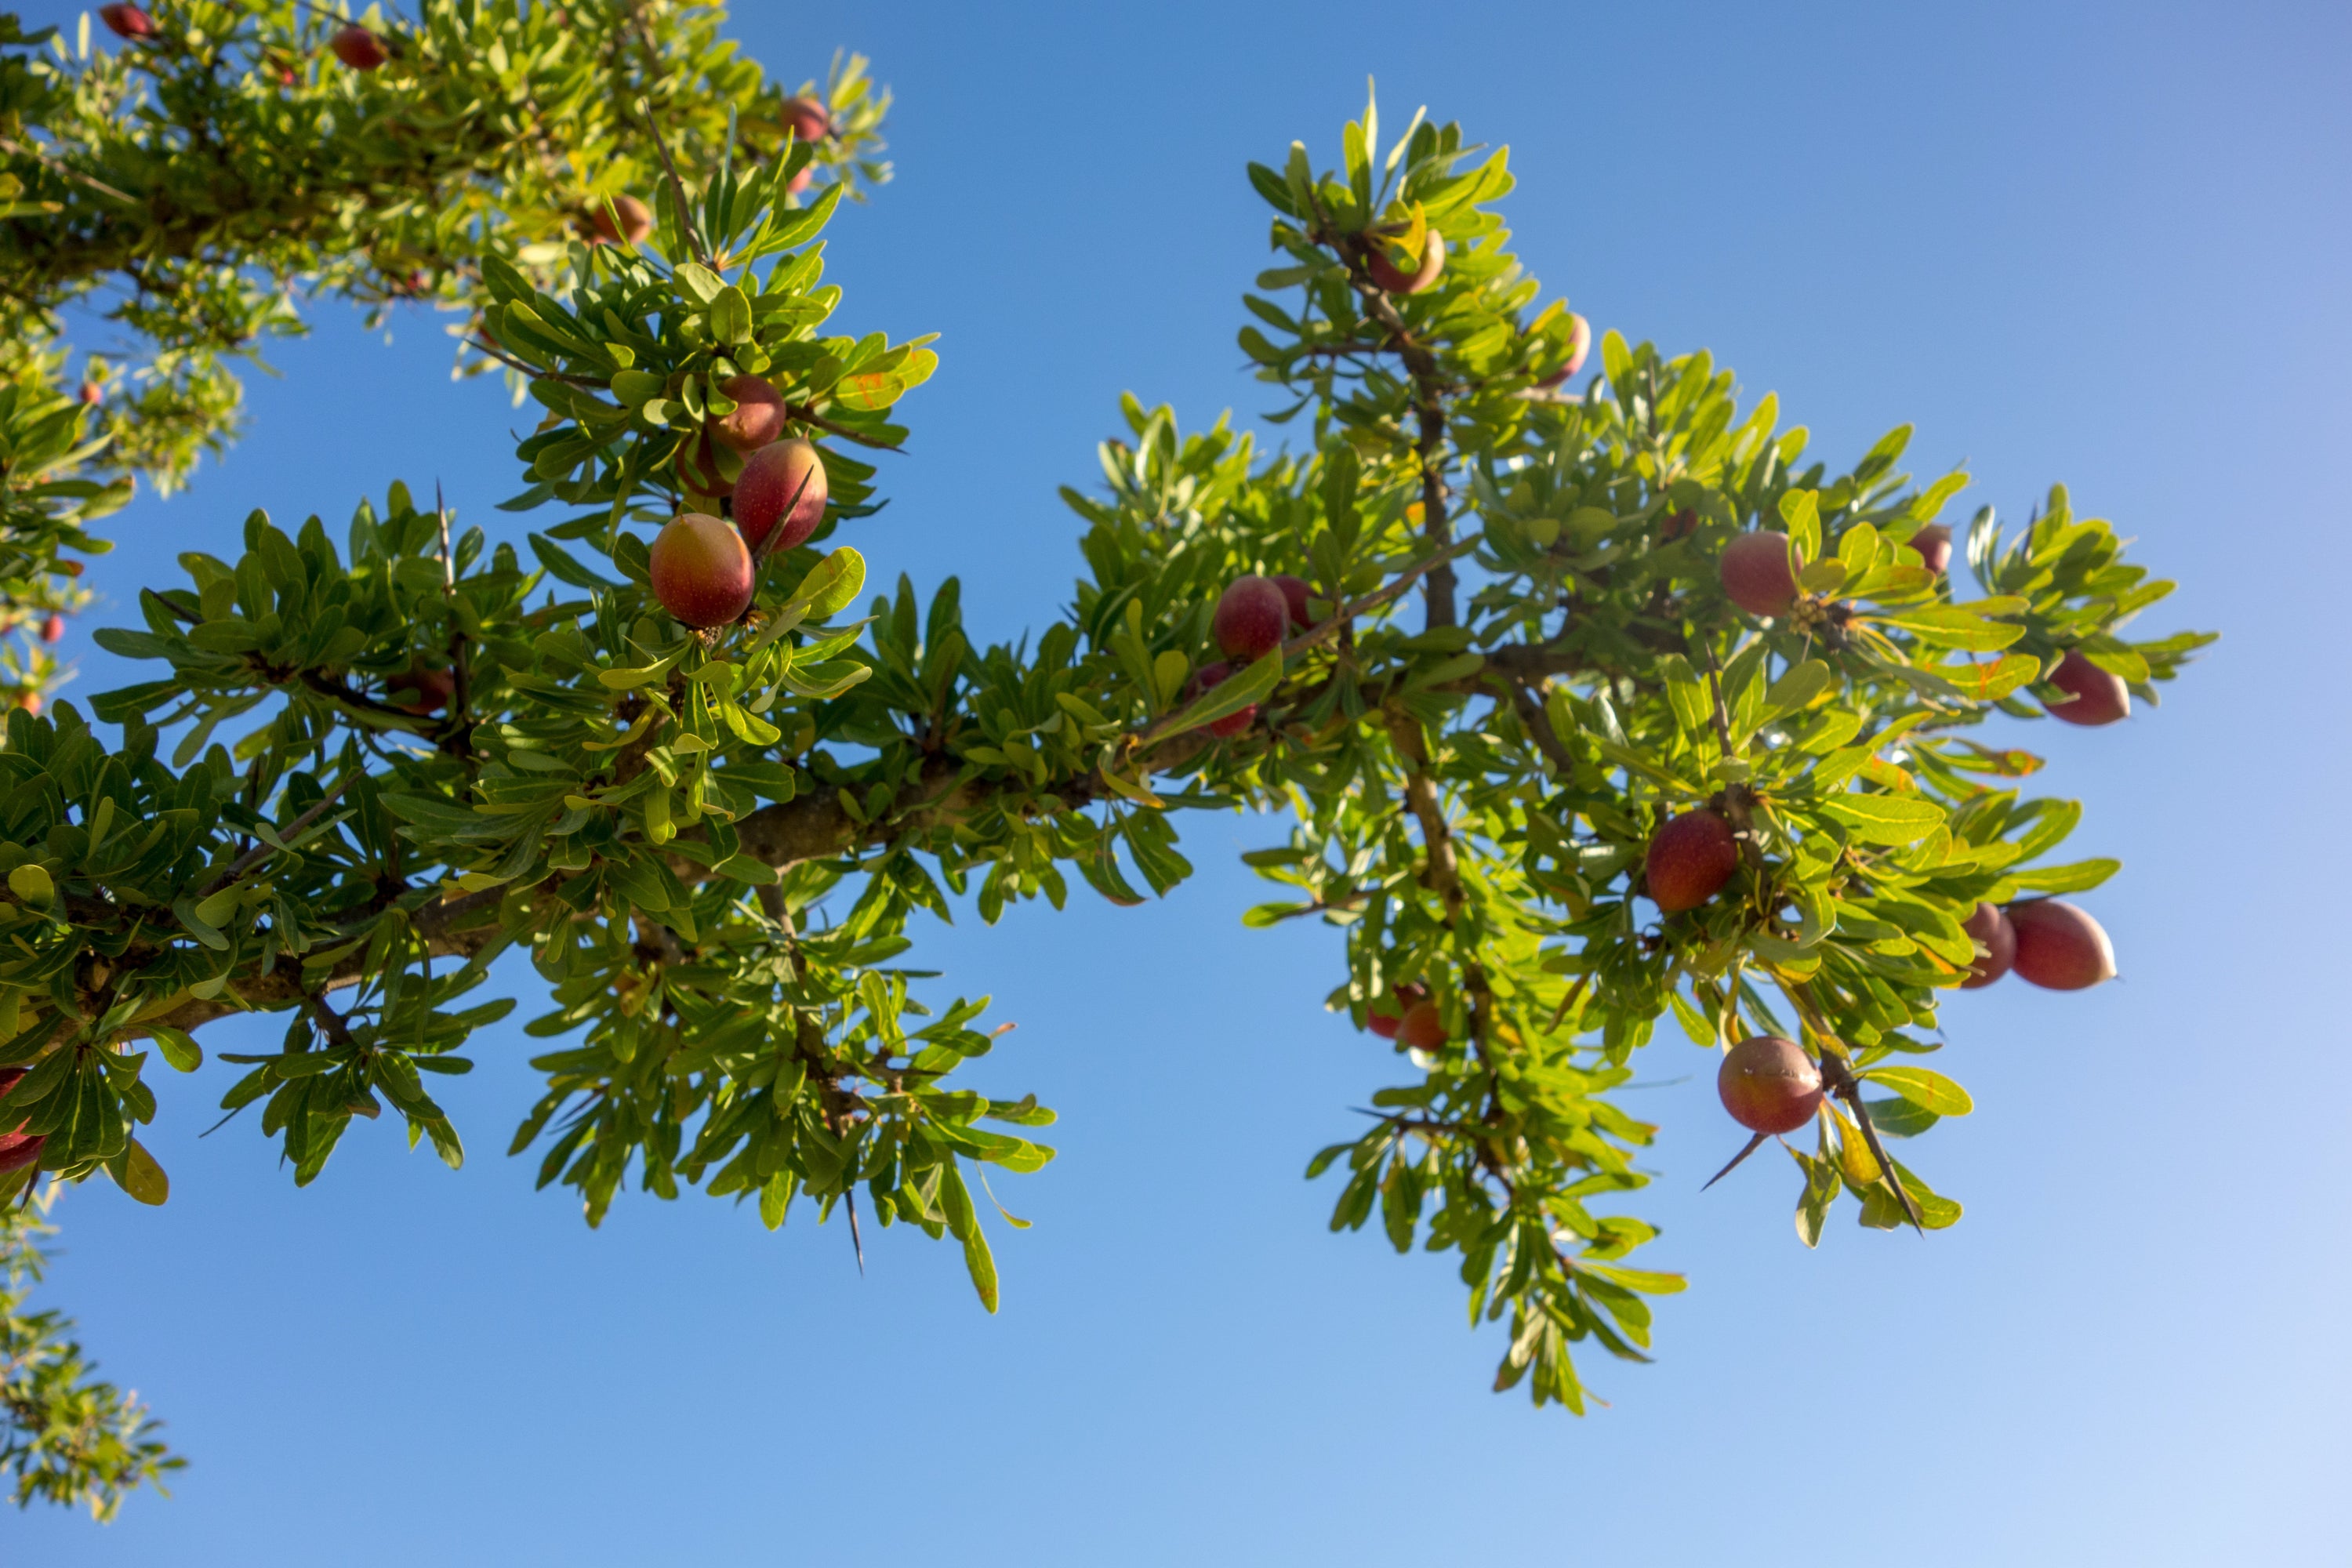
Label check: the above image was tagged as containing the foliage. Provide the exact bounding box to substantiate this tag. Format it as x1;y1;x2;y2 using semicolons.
1;1185;181;1519
0;4;2211;1518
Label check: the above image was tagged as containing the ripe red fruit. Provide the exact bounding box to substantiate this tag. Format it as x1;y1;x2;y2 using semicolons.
1719;531;1800;618
734;437;828;557
590;194;654;246
1213;575;1290;661
1718;1035;1823;1135
40;614;64;644
1959;901;2016;989
1367;230;1446;294
16;692;40;717
2042;648;2130;727
387;662;455;715
1188;662;1254;738
1658;506;1698;543
0;1067;43;1175
1537;312;1592;388
710;374;786;454
331;25;388;71
2005;899;2117;991
1645;809;1740;914
99;4;154;39
673;430;734;500
77;382;101;406
648;513;755;629
1272;573;1316;630
782;96;831;144
1397;1001;1448;1049
1909;524;1952;576
1367;982;1428;1040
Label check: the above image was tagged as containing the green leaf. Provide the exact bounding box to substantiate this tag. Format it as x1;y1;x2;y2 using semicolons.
2005;858;2119;894
787;546;866;619
148;1026;202;1073
1861;1065;1973;1116
1178;648;1282;732
110;1138;169;1206
6;864;53;906
709;285;753;346
1819;793;1944;844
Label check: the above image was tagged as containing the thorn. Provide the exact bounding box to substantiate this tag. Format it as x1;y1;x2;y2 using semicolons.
1701;1131;1769;1190
845;1188;866;1275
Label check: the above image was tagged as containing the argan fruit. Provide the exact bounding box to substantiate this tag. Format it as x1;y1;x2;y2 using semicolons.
1187;662;1254;738
0;1067;43;1174
2005;898;2117;990
710;374;786;454
99;4;154;39
1908;523;1952;576
1645;810;1740;914
77;382;101;405
1658;506;1698;543
387;662;454;715
40;614;64;644
2042;648;2130;726
734;437;828;557
782;96;832;145
1213;575;1290;661
1537;312;1592;388
1959;901;2016;989
331;24;388;71
16;692;39;717
1397;1001;1448;1049
590;194;654;246
1719;531;1800;618
648;513;754;629
1367;230;1446;295
1272;573;1316;630
1367;982;1428;1040
1717;1035;1823;1135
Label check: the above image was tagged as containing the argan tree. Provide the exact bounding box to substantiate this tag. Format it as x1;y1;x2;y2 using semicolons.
0;0;2209;1519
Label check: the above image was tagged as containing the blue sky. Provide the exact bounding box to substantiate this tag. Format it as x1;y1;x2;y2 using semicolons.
15;1;2351;1562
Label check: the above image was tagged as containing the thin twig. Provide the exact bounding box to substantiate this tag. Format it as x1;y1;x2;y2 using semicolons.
198;771;357;896
0;134;136;204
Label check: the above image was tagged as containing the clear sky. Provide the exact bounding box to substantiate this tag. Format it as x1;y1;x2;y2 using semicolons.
15;1;2351;1562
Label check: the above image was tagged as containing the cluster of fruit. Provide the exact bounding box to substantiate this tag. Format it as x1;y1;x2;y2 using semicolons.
648;376;831;630
102;2;391;70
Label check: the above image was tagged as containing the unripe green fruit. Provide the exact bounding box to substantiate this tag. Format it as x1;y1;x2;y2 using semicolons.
590;194;654;246
1397;1001;1447;1049
1717;1035;1823;1135
1719;531;1800;617
1213;575;1289;661
331;24;387;71
710;375;786;454
1909;524;1952;576
648;513;754;629
2042;649;2130;726
1645;809;1739;913
1187;662;1254;738
1958;901;2015;989
735;438;829;557
1367;230;1446;294
2005;898;2116;990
